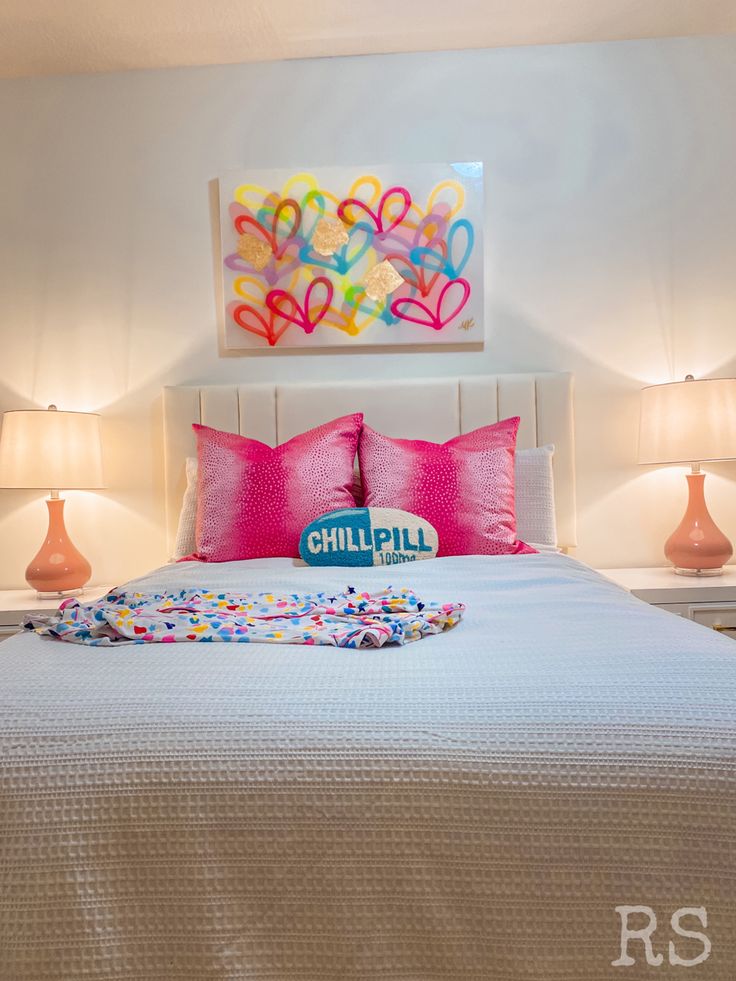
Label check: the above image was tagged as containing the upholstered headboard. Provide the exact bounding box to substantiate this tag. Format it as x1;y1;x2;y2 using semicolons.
163;373;576;552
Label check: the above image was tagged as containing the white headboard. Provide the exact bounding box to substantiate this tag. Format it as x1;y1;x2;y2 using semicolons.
163;373;576;551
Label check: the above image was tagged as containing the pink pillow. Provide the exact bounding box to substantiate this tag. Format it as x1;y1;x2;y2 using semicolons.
194;414;363;561
358;418;535;556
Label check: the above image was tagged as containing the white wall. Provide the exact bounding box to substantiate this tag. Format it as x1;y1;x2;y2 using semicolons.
0;36;735;587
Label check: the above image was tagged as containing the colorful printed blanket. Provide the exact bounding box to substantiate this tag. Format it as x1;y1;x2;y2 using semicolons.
24;586;465;649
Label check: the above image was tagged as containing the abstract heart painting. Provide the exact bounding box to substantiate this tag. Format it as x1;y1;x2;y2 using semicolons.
218;163;484;350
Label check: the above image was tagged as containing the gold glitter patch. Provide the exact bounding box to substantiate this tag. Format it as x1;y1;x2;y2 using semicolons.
237;234;272;271
362;260;404;302
312;218;349;256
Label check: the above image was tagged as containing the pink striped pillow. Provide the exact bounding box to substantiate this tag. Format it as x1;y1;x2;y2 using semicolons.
194;414;363;561
358;417;534;556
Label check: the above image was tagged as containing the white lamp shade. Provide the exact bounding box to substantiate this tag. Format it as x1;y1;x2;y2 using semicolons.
639;377;736;465
0;408;104;490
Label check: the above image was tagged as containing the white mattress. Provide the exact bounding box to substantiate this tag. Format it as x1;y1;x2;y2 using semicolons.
1;553;735;980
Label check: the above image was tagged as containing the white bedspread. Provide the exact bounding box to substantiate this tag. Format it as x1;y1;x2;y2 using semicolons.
1;553;735;980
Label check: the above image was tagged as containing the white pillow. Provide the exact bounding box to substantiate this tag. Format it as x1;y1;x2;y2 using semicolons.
515;445;557;548
172;456;198;560
172;444;558;559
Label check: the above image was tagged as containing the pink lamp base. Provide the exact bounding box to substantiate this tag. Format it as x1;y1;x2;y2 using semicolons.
26;497;92;596
664;471;733;577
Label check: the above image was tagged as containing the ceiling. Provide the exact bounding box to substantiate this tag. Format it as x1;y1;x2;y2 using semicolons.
2;0;735;79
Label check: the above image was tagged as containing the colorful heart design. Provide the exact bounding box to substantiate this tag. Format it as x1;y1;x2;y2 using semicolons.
411;211;450;250
324;286;384;336
233;183;279;215
344;174;382;211
234;212;271;248
233;271;300;304
231;297;297;347
300;222;373;276
370;210;449;261
298;187;343;240
410;218;474;280
426;179;466;222
337;186;412;237
236;197;302;261
391;277;471;331
266;277;334;335
227;239;303;285
385;249;444;298
344;284;402;326
225;174;478;347
268;198;302;259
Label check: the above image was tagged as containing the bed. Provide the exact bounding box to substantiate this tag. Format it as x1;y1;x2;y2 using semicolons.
1;374;735;981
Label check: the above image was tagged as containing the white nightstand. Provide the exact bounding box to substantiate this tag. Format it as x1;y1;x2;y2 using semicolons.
0;585;112;642
600;567;736;638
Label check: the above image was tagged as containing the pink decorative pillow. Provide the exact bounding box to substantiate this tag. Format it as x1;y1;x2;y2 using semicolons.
358;418;535;556
194;414;363;561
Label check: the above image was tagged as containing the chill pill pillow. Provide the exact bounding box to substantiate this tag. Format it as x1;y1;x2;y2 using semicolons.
300;508;438;567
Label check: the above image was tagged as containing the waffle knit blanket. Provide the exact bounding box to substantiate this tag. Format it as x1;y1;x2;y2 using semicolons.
4;554;736;980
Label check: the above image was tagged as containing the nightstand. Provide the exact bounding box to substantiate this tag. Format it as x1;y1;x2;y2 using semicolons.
600;567;736;638
0;585;112;642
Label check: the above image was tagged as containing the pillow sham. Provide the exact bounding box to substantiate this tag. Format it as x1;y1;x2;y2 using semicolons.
172;456;198;561
358;418;534;556
193;413;363;561
515;445;557;548
172;434;556;560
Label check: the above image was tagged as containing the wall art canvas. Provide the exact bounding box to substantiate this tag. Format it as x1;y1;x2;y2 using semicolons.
219;163;484;349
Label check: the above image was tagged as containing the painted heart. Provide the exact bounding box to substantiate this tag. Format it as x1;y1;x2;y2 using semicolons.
391;277;471;331
345;174;382;208
231;300;295;347
426;179;466;222
233;184;280;216
268;197;302;259
236;197;302;261
324;288;383;336
385;250;444;298
233;270;300;307
337;186;411;237
266;277;334;335
234;212;272;249
298;187;341;241
265;241;302;285
369;210;448;261
228;246;302;288
411;218;474;279
232;303;269;339
344;284;402;326
133;625;147;635
300;222;372;276
411;211;450;250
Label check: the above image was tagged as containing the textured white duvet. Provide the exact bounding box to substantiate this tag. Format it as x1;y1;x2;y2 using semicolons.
1;553;735;980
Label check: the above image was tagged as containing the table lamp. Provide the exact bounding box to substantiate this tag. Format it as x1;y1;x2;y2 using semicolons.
0;405;104;595
638;375;736;576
